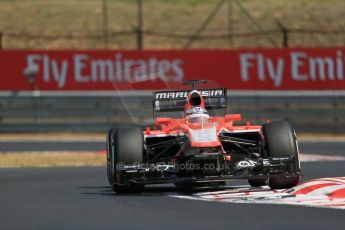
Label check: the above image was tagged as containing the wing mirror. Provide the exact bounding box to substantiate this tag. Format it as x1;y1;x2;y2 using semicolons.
225;114;241;122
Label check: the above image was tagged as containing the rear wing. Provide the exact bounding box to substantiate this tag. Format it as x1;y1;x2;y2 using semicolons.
153;88;227;112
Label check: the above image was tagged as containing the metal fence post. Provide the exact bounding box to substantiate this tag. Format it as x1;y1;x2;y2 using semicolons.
136;0;143;50
227;0;233;48
102;0;109;48
277;22;289;48
0;32;2;49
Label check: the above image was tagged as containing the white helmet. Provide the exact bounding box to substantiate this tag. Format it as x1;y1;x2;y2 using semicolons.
185;106;209;123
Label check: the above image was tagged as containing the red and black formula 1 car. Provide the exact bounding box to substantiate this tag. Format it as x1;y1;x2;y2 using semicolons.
106;80;301;193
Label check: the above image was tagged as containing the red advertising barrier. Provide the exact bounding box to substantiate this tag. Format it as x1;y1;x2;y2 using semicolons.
0;48;345;90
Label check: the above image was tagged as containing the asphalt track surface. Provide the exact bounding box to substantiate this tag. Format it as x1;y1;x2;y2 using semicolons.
0;142;344;230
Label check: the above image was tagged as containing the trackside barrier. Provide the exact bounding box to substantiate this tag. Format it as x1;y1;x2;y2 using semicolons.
0;91;344;133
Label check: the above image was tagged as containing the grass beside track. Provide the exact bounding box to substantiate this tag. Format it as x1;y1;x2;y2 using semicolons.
0;0;344;49
0;152;105;168
0;132;106;142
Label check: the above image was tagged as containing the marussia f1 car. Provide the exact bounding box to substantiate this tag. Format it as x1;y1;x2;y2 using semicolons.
106;80;301;193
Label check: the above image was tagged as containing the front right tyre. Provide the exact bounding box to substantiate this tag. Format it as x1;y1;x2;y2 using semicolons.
106;126;145;194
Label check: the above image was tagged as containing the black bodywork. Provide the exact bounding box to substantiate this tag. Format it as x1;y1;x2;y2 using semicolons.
117;131;298;185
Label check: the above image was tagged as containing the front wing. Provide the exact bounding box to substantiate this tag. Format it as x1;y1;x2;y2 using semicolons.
115;156;299;185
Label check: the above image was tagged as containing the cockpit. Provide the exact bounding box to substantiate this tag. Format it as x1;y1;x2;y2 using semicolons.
185;106;210;124
186;114;210;124
185;90;210;124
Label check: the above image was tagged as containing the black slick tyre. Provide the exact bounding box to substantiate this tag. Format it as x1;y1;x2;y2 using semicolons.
106;126;144;193
262;121;301;189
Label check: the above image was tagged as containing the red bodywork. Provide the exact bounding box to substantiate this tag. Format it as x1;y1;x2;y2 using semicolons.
145;91;261;149
145;117;261;146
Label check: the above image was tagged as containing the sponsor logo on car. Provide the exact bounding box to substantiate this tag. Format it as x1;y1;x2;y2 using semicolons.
155;89;224;100
236;160;258;169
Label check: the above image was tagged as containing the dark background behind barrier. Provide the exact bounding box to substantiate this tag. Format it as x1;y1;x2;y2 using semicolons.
1;92;344;133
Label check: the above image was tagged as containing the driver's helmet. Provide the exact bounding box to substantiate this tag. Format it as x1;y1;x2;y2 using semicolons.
185;106;210;123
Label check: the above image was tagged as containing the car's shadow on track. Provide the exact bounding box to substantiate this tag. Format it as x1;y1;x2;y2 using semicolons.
78;184;249;197
79;185;182;197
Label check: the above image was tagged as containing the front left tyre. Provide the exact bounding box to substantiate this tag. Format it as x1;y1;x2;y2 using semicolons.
262;121;301;189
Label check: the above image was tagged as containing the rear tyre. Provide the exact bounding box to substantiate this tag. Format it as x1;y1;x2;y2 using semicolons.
262;121;301;189
106;126;145;194
248;178;267;187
